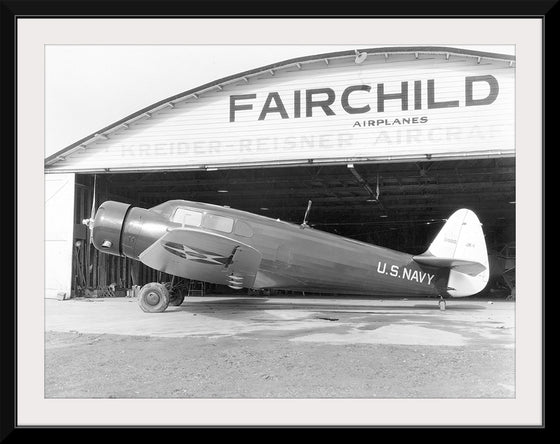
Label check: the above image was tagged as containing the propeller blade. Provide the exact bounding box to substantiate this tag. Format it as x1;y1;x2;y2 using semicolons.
88;175;97;244
90;174;97;221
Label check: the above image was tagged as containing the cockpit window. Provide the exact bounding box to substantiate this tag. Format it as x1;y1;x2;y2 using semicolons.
203;213;234;233
234;220;253;238
171;208;203;227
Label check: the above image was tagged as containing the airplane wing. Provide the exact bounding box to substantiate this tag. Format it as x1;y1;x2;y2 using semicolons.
138;227;262;288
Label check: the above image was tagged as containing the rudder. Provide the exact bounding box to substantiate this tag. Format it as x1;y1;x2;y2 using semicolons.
413;209;489;297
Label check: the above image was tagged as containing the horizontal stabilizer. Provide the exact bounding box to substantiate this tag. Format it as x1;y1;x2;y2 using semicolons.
412;255;486;276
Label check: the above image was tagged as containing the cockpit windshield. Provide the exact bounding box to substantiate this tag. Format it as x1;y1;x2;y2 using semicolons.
171;208;203;227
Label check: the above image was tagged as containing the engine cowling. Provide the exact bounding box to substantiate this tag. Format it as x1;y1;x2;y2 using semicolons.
90;200;170;259
91;201;131;256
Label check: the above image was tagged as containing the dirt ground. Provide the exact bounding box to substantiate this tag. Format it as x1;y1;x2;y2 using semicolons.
44;296;515;399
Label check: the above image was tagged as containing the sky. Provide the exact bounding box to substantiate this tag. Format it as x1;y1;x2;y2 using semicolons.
45;44;514;157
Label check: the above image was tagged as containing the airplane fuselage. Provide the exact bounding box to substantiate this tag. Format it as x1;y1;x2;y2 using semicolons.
106;200;446;297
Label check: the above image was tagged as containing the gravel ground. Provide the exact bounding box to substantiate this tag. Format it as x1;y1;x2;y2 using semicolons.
45;331;514;399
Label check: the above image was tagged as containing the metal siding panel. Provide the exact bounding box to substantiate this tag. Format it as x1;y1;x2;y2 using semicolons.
48;56;514;172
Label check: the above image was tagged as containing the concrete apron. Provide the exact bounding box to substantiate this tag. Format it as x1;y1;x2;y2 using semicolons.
45;296;515;348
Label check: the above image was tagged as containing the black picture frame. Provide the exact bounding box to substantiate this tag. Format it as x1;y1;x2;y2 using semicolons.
2;0;552;434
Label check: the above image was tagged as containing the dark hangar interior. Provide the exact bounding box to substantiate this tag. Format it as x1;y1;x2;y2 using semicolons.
73;157;515;295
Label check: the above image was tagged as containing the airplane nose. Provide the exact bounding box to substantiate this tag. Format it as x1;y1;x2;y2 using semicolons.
91;201;131;256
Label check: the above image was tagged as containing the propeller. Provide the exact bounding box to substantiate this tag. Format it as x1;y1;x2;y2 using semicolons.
82;174;97;243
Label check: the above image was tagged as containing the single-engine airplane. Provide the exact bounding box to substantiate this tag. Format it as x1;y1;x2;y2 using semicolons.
84;199;489;312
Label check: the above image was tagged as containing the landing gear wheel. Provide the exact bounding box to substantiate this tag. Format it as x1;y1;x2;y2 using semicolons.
439;298;446;311
168;288;185;306
138;282;170;313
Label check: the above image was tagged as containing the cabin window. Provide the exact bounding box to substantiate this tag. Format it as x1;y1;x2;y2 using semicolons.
171;208;203;227
203;213;234;233
234;220;254;238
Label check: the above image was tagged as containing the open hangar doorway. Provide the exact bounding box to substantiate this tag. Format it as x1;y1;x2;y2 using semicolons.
71;157;515;299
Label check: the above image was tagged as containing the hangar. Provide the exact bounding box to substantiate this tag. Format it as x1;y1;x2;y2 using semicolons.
44;46;515;300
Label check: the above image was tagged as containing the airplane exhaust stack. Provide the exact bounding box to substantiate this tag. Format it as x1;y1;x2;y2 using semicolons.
227;274;244;290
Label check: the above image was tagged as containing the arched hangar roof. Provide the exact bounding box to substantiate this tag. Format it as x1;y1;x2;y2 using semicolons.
45;46;515;170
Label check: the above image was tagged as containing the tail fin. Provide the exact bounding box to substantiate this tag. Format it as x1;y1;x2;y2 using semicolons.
413;209;489;297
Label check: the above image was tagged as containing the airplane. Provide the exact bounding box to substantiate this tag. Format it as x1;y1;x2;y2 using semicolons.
84;199;489;313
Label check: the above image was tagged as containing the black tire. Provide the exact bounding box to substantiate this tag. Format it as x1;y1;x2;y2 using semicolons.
138;282;170;313
168;288;185;306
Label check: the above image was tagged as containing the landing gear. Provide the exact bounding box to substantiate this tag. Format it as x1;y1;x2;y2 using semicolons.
168;287;185;306
438;296;446;311
138;282;170;313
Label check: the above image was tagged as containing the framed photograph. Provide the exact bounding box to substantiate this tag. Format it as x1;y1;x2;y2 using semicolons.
5;2;548;431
